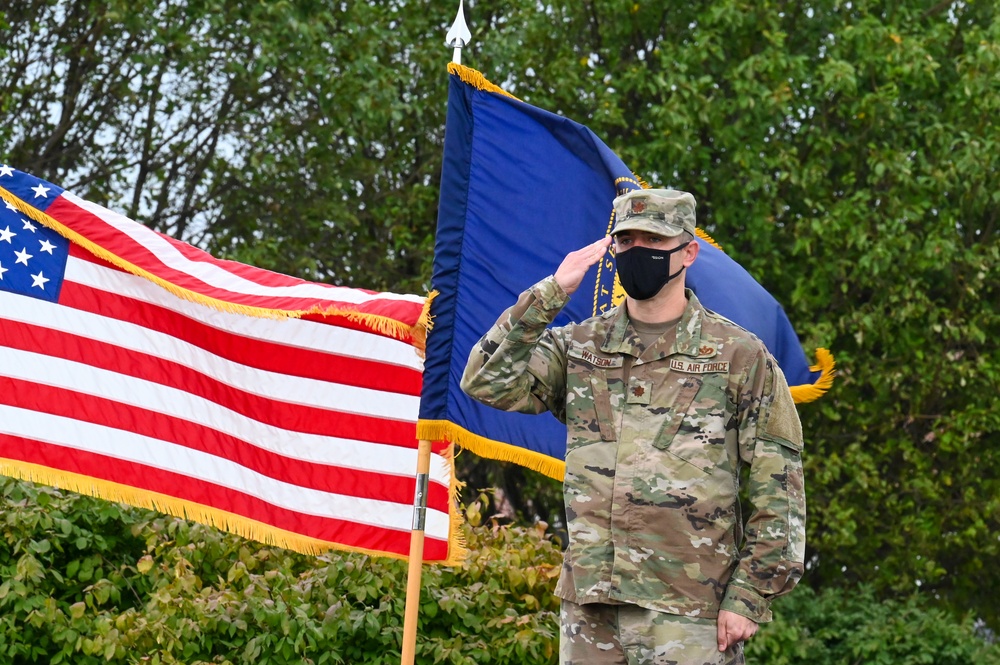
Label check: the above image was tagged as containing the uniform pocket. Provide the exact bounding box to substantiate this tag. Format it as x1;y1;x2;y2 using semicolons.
566;345;622;447
769;437;806;564
590;374;616;441
653;371;732;474
650;374;701;451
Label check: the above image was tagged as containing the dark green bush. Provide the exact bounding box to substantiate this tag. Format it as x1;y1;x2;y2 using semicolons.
747;584;1000;665
0;481;561;664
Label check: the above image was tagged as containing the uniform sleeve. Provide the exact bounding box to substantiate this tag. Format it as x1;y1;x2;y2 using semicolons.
720;350;806;623
460;276;571;421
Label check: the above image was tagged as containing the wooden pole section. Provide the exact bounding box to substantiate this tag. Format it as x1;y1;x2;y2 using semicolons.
399;5;472;664
399;439;433;665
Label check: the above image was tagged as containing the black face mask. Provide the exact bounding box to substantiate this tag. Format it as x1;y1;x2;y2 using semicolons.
615;242;690;300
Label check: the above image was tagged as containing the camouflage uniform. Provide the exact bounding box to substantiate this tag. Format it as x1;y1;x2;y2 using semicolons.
561;599;744;665
460;276;806;660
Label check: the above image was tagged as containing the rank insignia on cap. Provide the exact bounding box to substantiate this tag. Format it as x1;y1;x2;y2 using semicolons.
631;199;646;214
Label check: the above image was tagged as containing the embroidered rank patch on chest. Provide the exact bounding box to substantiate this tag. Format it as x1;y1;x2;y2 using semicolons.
627;377;651;404
669;359;731;374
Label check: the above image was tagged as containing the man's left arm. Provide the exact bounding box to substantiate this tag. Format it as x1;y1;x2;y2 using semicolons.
722;351;806;625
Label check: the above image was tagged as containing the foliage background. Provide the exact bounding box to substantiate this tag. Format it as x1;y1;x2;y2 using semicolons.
1;0;998;660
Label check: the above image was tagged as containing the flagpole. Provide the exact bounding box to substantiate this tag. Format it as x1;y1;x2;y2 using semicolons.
399;8;471;665
400;439;432;665
445;0;471;66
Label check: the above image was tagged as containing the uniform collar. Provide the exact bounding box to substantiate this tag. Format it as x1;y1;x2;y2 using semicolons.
601;289;717;360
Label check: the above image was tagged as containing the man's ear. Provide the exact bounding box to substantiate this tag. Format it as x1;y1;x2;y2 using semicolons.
683;237;700;267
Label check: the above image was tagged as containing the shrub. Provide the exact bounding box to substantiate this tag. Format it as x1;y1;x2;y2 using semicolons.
0;482;561;664
747;584;1000;665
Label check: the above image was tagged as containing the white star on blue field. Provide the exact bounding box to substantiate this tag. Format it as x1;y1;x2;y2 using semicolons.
0;165;70;302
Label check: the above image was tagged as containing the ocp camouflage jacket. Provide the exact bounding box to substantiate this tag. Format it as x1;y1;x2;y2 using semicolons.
461;276;806;623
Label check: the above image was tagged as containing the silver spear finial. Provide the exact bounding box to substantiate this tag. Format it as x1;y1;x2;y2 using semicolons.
445;0;472;64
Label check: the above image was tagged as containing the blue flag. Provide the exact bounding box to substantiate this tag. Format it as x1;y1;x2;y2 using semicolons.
417;65;833;479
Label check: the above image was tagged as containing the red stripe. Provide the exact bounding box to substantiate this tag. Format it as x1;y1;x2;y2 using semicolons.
166;237;329;288
53;200;425;330
0;434;449;560
57;262;422;396
0;317;421;446
0;376;449;507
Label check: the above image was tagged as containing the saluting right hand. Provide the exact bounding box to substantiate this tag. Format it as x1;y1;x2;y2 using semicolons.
554;236;613;296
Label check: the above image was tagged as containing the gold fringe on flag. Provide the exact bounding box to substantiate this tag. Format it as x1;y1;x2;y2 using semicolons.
447;63;522;101
439;442;469;562
789;347;836;404
695;227;724;251
411;290;437;356
418;420;567;482
0;458;467;566
0;186;427;349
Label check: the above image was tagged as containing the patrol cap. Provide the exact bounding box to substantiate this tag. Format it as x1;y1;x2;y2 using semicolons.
611;189;697;238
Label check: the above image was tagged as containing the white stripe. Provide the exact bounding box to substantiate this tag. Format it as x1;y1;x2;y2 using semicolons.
0;404;450;538
67;257;424;372
64;192;425;305
1;285;419;420
0;343;448;486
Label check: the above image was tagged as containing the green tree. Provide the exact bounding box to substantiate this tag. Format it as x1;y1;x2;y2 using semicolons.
0;0;446;292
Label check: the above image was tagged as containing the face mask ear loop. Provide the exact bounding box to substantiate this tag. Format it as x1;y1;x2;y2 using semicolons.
664;240;691;282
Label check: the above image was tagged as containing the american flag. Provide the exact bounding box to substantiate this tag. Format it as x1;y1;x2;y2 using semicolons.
0;165;460;563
